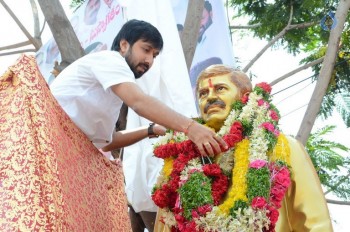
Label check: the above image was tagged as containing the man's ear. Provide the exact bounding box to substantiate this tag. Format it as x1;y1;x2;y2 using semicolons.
119;39;129;56
241;91;250;99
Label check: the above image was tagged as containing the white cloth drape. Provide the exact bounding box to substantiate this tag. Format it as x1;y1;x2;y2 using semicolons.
121;0;197;213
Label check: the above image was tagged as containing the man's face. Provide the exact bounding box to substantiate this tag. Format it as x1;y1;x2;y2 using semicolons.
85;0;101;25
103;0;113;8
197;74;240;131
122;40;160;79
198;9;212;42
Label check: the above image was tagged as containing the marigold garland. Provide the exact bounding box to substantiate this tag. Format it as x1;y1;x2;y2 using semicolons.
152;82;292;232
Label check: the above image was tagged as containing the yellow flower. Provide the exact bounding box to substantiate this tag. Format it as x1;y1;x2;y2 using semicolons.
219;139;249;215
270;133;291;166
163;157;174;177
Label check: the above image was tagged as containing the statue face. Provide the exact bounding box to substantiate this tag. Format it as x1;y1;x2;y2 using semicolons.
197;74;240;131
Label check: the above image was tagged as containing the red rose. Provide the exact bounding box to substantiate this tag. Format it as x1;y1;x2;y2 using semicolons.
251;196;267;209
175;214;186;231
183;221;199;232
203;164;221;176
230;121;243;134
261;122;275;132
154;143;179;158
241;94;249;104
270;186;285;206
169;175;180;191
256;82;272;94
197;204;212;215
191;210;200;219
211;175;228;205
269;110;279;121
258;99;269;108
267;206;279;224
152;187;170;208
273;169;291;188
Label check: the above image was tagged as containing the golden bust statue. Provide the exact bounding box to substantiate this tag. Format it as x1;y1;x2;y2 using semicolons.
153;65;333;232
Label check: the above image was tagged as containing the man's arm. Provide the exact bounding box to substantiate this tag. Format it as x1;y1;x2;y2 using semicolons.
110;82;228;156
102;124;166;151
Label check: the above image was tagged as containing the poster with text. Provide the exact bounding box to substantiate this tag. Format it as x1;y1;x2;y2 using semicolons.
36;0;124;84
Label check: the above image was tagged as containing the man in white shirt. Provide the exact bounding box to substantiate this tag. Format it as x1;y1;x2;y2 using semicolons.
51;19;227;153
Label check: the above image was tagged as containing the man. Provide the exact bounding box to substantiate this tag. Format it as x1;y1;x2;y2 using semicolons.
197;0;213;44
50;19;226;156
84;0;101;25
154;65;333;231
190;1;214;69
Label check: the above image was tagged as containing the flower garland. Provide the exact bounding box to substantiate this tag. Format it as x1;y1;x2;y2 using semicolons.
152;82;292;232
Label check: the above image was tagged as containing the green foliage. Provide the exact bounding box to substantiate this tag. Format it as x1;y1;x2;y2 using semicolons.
70;0;85;9
264;128;278;151
229;0;332;54
193;117;206;125
232;100;244;111
178;172;213;220
335;93;350;127
254;86;271;100
306;125;350;199
246;166;270;202
230;200;248;217
241;119;254;137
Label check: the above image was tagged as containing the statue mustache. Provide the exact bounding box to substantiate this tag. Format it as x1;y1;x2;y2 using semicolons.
204;100;226;113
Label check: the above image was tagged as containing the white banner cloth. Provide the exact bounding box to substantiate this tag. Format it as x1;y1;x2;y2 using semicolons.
122;0;197;213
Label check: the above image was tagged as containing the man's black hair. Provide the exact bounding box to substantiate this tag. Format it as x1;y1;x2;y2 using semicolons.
204;1;212;12
111;19;163;52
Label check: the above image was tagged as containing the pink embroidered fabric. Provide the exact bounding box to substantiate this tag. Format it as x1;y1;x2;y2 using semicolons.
0;54;131;231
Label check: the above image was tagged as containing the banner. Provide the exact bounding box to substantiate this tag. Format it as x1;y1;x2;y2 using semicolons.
36;0;124;84
121;0;197;213
171;0;235;109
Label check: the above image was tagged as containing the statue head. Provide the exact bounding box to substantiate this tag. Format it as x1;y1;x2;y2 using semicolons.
196;65;252;132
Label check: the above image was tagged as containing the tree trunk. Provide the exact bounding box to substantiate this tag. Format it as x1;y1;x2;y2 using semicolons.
180;0;204;71
296;0;350;145
36;0;85;72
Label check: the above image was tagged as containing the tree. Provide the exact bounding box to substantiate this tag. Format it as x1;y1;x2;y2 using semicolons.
0;0;42;56
297;0;350;144
228;0;350;144
306;125;350;204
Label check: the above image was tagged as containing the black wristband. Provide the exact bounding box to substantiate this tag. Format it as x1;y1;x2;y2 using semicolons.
148;123;159;138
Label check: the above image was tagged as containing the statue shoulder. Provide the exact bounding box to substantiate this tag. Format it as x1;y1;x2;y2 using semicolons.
284;135;307;152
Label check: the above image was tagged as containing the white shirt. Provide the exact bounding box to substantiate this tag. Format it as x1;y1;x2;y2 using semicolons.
50;50;135;148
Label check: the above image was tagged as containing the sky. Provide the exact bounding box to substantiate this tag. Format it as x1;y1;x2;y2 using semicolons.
0;0;349;231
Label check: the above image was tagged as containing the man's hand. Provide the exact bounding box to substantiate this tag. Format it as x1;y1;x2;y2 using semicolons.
186;122;228;157
152;124;167;137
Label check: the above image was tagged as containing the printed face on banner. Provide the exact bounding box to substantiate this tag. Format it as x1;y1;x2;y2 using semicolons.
36;0;123;83
84;0;101;25
198;2;213;43
103;0;113;8
171;0;236;113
